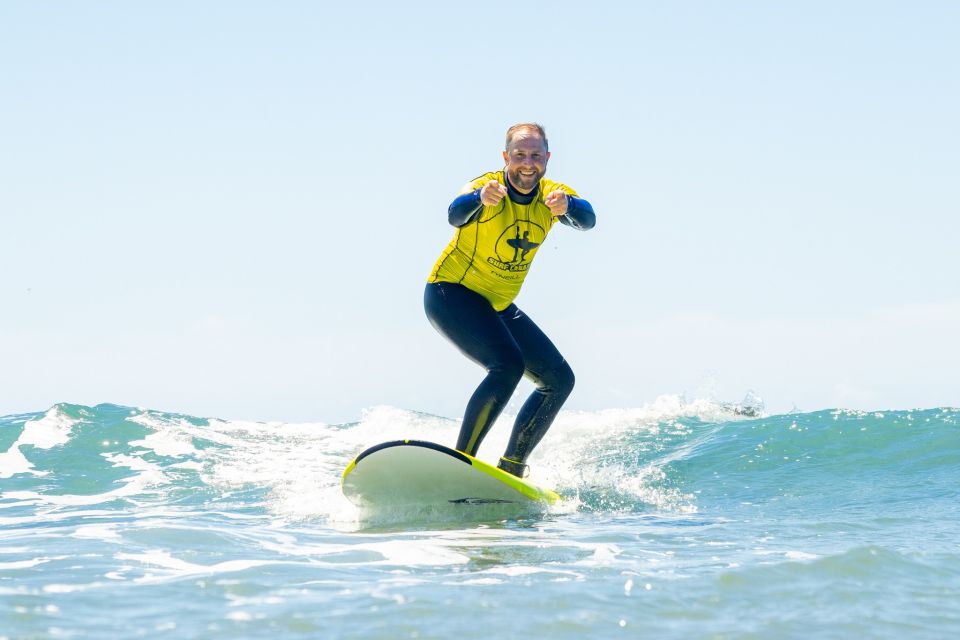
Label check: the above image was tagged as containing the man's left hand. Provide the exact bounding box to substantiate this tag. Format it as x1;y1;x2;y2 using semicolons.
544;190;568;217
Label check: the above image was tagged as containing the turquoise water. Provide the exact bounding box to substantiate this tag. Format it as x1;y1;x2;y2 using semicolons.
2;400;959;638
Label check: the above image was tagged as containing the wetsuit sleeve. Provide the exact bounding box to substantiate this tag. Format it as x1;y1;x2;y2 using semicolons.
448;189;484;227
559;196;596;230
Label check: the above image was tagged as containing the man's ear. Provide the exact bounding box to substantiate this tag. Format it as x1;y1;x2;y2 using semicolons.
502;150;509;164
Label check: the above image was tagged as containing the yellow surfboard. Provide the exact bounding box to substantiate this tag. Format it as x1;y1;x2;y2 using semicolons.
342;440;560;512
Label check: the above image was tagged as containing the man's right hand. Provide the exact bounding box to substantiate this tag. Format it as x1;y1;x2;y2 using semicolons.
480;180;508;206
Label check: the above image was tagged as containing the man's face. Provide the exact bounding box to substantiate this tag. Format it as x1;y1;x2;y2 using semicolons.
503;134;550;194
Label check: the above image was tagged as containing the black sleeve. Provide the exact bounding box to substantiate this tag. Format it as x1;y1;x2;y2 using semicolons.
558;196;596;230
448;189;483;227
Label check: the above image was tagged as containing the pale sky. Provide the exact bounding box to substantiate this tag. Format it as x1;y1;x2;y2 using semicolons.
2;1;958;422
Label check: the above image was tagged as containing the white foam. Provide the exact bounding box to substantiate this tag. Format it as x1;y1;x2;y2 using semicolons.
584;543;623;564
129;430;198;457
170;461;204;471
231;396;733;520
114;550;277;584
16;397;744;524
0;447;35;479
126;411;351;521
456;577;503;585
0;556;56;570
225;611;254;621
15;407;75;448
2;450;167;507
510;395;722;513
71;524;122;542
483;565;582;579
41;584;84;594
0;547;31;554
354;540;468;567
0;508;120;530
0;406;78;478
255;536;468;567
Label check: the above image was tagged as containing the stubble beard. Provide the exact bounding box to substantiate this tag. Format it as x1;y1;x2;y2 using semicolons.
508;167;543;193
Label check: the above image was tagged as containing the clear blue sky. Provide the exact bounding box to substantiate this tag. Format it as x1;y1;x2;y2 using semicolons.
2;1;958;422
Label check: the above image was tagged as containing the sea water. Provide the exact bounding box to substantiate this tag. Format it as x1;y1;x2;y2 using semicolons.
1;399;958;638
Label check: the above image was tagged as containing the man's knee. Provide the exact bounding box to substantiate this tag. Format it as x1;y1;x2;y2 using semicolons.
557;361;575;396
541;360;575;397
491;350;525;388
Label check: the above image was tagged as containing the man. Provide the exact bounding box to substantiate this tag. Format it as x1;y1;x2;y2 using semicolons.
424;123;596;477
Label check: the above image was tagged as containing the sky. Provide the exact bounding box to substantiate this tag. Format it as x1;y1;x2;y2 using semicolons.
2;1;958;423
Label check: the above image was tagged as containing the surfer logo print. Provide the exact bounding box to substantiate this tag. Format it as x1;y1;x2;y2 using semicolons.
428;170;578;311
489;220;546;273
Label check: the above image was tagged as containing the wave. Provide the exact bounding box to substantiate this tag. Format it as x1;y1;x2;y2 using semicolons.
666;408;960;515
1;400;957;524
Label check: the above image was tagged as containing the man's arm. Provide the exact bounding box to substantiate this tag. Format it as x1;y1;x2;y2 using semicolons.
558;196;596;230
448;180;508;227
448;189;483;227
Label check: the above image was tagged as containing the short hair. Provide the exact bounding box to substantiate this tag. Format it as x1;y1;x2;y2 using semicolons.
505;123;549;152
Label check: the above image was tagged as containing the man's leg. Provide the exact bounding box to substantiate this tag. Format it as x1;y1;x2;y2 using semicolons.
498;305;575;474
424;282;524;456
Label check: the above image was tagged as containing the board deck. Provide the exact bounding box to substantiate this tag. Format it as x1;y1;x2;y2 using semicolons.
341;440;560;510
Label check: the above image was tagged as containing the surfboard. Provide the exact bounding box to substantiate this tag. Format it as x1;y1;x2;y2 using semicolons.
341;440;560;512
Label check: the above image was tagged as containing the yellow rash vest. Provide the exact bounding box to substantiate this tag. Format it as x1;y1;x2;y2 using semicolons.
427;171;580;311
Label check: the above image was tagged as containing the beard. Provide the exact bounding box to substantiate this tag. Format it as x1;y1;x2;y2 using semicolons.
506;166;544;193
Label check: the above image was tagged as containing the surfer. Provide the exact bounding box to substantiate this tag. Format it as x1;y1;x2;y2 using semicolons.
424;123;596;477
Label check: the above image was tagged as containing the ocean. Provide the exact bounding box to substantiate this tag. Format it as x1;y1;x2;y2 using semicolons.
1;399;958;639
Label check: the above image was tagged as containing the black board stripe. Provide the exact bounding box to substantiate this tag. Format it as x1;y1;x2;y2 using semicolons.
353;440;473;467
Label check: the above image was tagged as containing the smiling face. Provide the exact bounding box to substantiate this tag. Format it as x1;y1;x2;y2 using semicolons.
503;133;550;194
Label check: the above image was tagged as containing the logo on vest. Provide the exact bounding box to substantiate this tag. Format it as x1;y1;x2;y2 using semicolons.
488;221;545;272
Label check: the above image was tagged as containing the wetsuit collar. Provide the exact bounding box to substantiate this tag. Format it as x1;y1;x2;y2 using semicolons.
504;172;539;205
